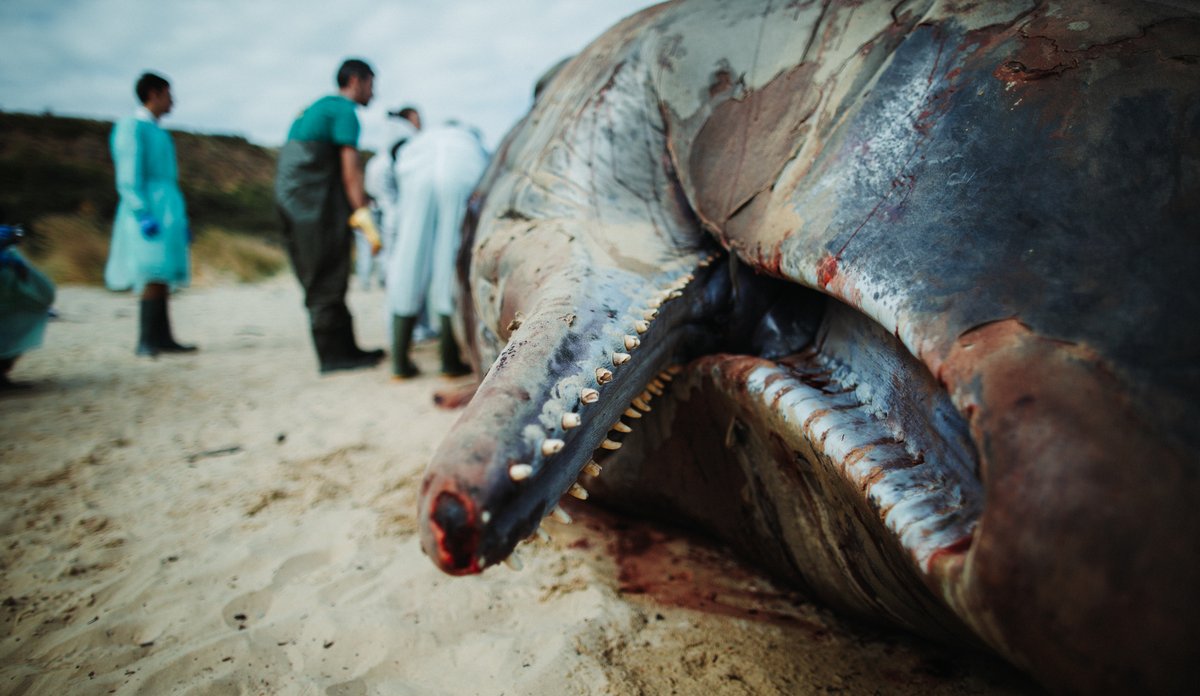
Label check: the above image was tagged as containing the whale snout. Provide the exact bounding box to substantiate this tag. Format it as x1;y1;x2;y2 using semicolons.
422;484;482;575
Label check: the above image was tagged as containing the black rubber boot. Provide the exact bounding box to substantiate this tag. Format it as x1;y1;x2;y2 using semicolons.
339;319;384;363
151;297;196;353
439;315;471;377
136;299;159;357
314;326;381;374
0;357;29;391
391;315;419;379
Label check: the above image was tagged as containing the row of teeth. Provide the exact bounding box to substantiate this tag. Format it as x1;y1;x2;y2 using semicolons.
497;266;711;571
502;365;681;571
507;269;696;481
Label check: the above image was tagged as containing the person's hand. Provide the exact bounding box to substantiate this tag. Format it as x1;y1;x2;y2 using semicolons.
137;214;160;239
349;207;382;255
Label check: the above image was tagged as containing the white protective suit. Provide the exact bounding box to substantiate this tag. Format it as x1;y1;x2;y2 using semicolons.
359;119;418;289
387;124;489;318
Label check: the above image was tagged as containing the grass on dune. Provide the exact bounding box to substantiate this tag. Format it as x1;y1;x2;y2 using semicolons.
22;213;287;287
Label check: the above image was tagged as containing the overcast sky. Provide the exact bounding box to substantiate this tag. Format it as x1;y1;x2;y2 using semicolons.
0;0;657;152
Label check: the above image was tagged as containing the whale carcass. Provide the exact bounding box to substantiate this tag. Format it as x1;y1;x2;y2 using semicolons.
418;1;1200;692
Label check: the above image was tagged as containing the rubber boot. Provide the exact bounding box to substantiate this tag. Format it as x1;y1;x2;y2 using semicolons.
439;315;471;377
0;356;29;391
314;326;381;374
151;298;197;353
391;315;419;379
136;299;159;357
339;319;384;362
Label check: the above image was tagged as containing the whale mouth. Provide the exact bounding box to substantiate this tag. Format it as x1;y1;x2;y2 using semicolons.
420;251;982;604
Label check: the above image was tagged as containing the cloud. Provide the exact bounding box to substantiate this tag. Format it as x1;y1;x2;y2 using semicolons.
0;0;655;150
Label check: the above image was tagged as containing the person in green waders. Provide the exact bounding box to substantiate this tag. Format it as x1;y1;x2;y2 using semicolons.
275;58;385;374
105;72;196;356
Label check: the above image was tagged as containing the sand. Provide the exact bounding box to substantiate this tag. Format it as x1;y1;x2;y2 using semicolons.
0;277;1039;695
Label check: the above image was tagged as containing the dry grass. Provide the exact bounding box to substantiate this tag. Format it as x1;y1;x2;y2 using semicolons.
24;214;286;287
190;226;287;284
23;214;110;285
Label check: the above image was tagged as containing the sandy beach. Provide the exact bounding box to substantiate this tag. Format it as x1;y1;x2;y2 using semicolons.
0;278;1038;695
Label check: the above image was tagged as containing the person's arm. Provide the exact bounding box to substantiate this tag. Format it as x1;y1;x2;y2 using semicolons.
342;145;381;253
113;120;149;216
340;146;368;210
113;120;160;237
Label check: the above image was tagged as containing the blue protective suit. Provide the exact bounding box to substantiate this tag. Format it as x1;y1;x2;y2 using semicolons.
387;125;489;317
104;107;190;292
0;242;55;361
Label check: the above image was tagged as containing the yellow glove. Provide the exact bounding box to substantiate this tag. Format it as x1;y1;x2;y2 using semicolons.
349;207;382;255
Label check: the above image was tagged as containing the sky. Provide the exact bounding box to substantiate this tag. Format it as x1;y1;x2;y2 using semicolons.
0;0;657;152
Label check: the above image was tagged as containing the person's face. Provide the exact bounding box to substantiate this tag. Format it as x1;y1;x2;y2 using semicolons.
351;75;374;106
406;111;421;130
146;87;173;118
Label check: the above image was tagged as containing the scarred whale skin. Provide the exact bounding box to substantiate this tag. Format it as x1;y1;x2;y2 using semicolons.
418;1;1200;693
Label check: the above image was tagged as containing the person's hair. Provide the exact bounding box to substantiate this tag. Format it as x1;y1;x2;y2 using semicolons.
336;59;375;87
397;106;419;121
135;72;170;103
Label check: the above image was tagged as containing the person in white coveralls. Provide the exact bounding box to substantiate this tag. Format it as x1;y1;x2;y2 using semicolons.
360;107;420;289
387;121;488;378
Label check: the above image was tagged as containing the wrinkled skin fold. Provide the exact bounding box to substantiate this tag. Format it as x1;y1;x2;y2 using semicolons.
418;1;1200;693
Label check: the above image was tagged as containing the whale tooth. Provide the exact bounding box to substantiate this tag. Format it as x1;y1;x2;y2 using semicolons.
666;365;683;375
542;439;565;456
481;510;492;524
647;296;663;309
504;551;524;571
640;390;654;402
634;320;649;334
657;371;673;382
646;382;664;397
509;463;534;481
623;407;642;419
632;397;651;412
580;388;600;404
568;483;589;500
668;290;683;300
612;352;631;365
600;438;622;450
595;367;613;384
643;309;657;321
611;421;632;433
583;461;602;477
562;412;582;429
536;525;552;542
624;335;640;350
551;505;572;524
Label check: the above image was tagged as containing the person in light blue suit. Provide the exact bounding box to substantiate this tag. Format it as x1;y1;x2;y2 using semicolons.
105;72;196;356
387;122;488;378
0;224;55;390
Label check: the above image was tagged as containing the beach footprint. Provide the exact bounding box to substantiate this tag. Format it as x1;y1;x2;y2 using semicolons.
221;550;331;628
221;588;272;630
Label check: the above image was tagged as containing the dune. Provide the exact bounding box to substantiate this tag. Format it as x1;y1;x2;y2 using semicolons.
0;278;1037;695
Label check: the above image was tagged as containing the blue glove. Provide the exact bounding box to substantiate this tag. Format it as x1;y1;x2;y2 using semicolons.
0;224;24;252
138;214;159;239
